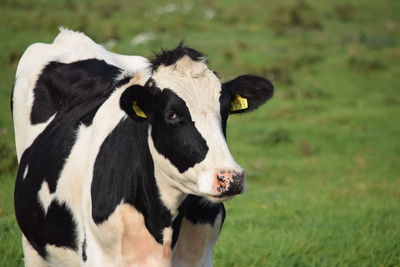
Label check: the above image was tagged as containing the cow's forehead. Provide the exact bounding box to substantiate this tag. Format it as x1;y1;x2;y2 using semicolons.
151;56;222;114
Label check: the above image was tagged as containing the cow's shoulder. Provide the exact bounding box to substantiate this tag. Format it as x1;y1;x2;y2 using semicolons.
91;117;172;243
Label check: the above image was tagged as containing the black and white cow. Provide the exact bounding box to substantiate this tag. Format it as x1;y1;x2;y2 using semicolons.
12;29;273;266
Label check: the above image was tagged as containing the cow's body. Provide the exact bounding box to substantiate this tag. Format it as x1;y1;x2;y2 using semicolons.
13;29;273;266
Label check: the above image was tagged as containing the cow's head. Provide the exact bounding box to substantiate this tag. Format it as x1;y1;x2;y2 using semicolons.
120;44;273;202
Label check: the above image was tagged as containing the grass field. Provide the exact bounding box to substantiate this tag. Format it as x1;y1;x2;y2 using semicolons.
1;0;399;266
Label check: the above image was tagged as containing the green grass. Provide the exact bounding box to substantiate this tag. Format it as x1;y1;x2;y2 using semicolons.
1;0;399;266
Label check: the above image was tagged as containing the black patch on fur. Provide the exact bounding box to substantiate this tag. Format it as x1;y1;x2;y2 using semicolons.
181;195;225;226
91;118;172;244
82;236;87;262
14;101;84;258
15;142;78;258
223;74;274;114
151;89;209;173
14;59;126;258
172;195;225;248
150;42;205;72
30;59;124;125
14;107;81;257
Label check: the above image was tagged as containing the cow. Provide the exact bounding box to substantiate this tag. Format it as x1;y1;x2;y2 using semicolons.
12;29;274;267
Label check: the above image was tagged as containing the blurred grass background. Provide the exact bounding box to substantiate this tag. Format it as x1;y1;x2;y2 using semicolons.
0;0;399;266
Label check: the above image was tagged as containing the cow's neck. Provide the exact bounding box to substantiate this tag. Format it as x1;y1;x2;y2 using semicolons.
146;130;189;217
154;169;187;218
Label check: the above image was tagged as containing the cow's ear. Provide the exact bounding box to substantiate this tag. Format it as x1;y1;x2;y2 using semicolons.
224;75;274;114
120;82;160;121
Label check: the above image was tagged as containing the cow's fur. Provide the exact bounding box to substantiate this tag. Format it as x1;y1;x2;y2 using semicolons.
13;29;273;266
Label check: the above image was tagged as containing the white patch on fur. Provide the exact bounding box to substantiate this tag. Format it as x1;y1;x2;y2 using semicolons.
37;181;54;214
45;244;80;267
155;176;187;217
163;227;173;246
84;203;125;266
22;235;46;267
53;28;150;73
84;204;171;267
152;56;220;116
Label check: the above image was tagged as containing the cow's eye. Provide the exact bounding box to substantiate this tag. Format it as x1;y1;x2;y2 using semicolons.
165;111;179;123
168;112;177;120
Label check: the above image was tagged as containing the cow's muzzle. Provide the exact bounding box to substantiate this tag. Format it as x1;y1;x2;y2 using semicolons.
214;170;245;198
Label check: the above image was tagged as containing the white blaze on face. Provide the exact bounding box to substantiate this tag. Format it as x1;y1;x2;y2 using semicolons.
150;56;243;196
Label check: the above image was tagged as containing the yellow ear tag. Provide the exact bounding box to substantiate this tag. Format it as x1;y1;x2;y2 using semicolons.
230;94;248;112
132;101;147;118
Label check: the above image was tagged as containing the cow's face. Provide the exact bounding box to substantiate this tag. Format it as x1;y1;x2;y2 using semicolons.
120;46;273;202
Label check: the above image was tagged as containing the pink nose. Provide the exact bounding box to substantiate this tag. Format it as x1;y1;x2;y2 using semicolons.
215;170;245;196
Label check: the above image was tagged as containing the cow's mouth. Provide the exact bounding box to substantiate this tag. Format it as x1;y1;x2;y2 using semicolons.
204;193;234;203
